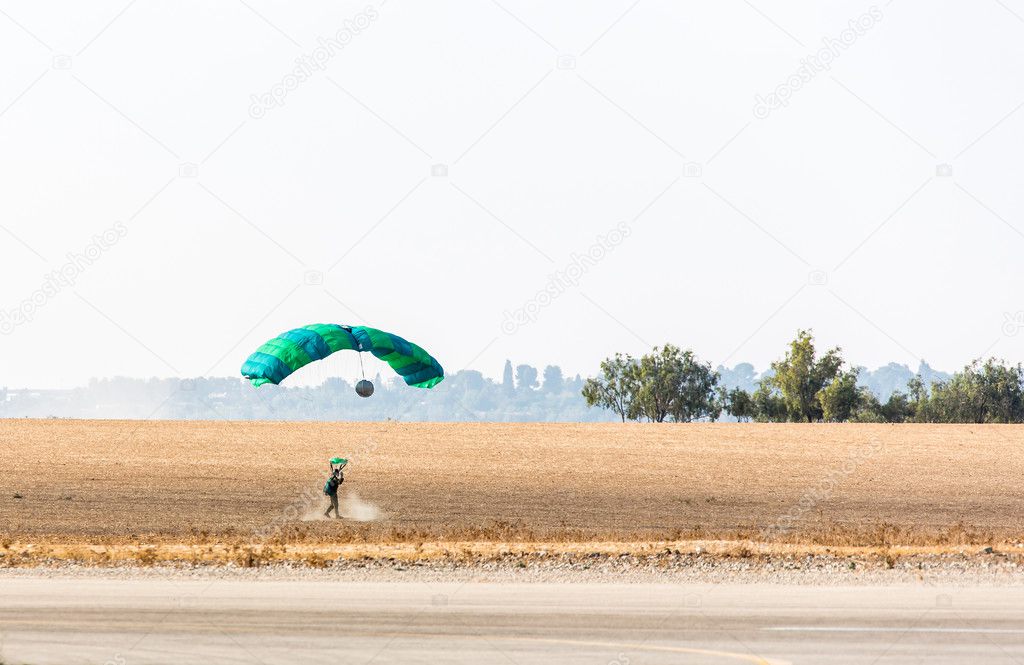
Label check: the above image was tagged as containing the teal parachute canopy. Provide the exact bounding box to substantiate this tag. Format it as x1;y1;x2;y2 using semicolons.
241;324;444;389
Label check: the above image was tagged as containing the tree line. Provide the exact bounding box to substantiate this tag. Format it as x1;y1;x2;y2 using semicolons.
583;330;1024;423
1;361;612;422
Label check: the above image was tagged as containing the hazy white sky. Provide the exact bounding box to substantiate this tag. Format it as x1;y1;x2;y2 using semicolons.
2;0;1023;388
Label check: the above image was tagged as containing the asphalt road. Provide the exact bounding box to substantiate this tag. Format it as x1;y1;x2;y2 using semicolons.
2;576;1024;664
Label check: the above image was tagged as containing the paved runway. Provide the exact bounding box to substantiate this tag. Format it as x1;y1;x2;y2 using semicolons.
2;576;1024;664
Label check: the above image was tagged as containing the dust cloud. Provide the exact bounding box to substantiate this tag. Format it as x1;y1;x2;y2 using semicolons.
301;492;383;522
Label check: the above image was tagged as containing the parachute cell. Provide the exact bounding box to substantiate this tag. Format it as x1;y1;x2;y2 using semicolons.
241;324;444;389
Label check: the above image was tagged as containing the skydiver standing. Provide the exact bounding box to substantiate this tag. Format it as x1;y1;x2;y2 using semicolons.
323;466;343;518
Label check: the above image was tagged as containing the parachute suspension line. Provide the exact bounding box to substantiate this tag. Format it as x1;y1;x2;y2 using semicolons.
358;351;366;381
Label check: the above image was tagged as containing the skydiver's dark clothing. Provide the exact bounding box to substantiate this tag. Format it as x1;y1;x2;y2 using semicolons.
324;471;343;518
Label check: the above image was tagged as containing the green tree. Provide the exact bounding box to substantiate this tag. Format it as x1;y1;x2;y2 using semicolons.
818;369;860;422
879;390;913;423
849;387;883;422
583;346;720;422
630;345;721;422
906;374;927;417
923;379;953;422
630;345;676;422
724;387;755;422
582;353;637;422
670;349;722;422
769;330;844;422
751;380;788;422
978;359;1024;423
922;359;1024;423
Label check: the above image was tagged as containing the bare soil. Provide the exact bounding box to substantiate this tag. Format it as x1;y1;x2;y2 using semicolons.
2;420;1023;554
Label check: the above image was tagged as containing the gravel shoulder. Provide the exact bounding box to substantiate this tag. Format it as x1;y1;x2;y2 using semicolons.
4;544;1024;586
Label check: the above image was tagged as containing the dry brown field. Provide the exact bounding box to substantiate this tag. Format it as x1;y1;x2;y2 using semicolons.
2;420;1023;552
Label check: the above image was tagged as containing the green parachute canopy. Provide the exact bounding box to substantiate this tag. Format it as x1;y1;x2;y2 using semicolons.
241;324;444;389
